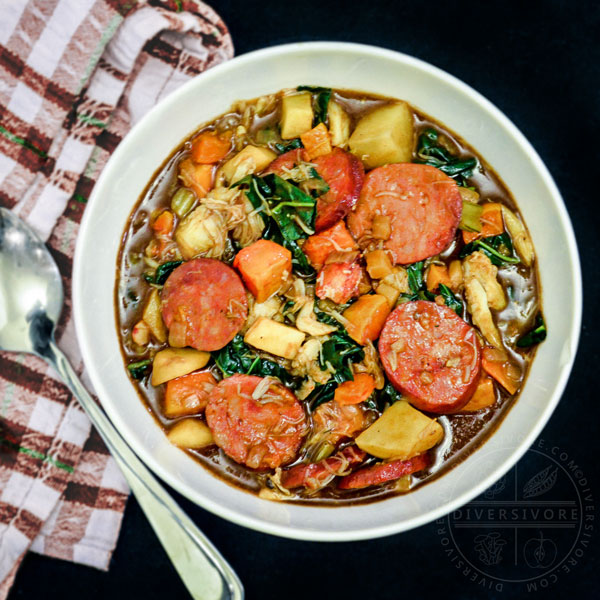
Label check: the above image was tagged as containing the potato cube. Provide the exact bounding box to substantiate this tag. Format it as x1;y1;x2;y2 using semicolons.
365;250;393;279
280;92;313;139
375;282;401;307
372;215;391;240
151;348;211;386
348;102;414;169
244;317;305;359
167;419;214;449
327;100;351;147
342;294;391;345
356;400;444;460
142;289;167;343
220;145;277;184
233;239;291;303
458;374;496;412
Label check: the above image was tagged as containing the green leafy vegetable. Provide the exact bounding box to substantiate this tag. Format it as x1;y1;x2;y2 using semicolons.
297;86;332;125
460;232;520;266
274;137;303;154
127;359;151;380
365;382;403;411
214;335;297;386
438;284;463;316
319;331;364;384
516;314;547;347
142;260;183;286
459;200;483;232
306;380;338;410
414;128;478;186
406;261;425;293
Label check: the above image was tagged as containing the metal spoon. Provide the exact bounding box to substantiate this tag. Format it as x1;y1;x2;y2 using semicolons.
0;207;244;600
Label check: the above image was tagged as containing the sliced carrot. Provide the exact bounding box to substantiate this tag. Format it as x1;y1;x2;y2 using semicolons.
342;294;391;345
482;347;521;395
233;239;292;303
300;123;332;160
303;221;357;269
426;263;451;292
334;374;376;406
151;210;174;237
459;373;496;412
463;203;504;244
163;370;217;418
190;131;231;164
178;158;214;198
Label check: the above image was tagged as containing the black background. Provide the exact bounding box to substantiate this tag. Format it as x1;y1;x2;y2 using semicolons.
10;1;600;598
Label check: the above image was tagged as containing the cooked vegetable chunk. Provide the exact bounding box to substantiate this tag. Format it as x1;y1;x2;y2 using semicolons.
462;251;506;310
501;206;535;266
175;204;226;260
482;347;521;395
356;400;443;459
303;221;357;269
163;370;217;418
300;123;332;159
280;92;314;139
348;102;414;168
426;263;451;292
142;288;167;343
343;294;391;345
167;418;214;449
233;239;291;303
457;373;496;412
220;145;277;184
334;373;376;406
315;261;362;305
365;250;393;280
244;317;305;359
463;202;503;244
151;348;211;386
327;100;351;148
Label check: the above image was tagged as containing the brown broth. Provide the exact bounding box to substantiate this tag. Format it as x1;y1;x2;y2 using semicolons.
115;88;541;505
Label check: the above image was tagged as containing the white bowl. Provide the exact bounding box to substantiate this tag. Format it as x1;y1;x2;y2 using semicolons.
73;42;582;541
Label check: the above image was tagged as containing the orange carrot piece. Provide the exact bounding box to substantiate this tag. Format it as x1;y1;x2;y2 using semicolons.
233;239;292;303
342;294;391;345
190;131;231;164
151;210;174;237
463;203;504;244
315;262;362;305
482;347;521;395
300;123;332;160
303;221;357;269
334;374;376;406
426;263;451;292
459;374;496;412
179;158;214;198
163;370;217;418
365;250;393;279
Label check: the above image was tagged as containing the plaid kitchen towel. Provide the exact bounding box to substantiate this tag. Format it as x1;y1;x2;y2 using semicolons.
0;0;233;596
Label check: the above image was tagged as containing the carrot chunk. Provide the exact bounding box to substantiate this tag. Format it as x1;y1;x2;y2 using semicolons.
334;374;376;406
300;123;332;160
463;202;504;244
316;262;362;305
482;347;521;395
190;131;231;164
303;221;357;269
233;239;292;303
426;263;451;292
151;210;174;237
178;158;214;198
365;250;393;279
342;294;391;345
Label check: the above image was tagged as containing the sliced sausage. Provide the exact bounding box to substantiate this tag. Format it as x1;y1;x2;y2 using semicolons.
205;375;307;470
338;453;430;490
264;148;306;175
312;148;365;232
347;163;462;264
378;300;481;413
280;446;366;490
163;370;217;418
312;400;374;446
161;258;247;352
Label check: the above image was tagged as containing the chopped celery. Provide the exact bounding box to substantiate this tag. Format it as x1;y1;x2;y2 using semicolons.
459;200;483;232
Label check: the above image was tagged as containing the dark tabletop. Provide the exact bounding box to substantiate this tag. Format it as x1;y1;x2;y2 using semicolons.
10;1;600;598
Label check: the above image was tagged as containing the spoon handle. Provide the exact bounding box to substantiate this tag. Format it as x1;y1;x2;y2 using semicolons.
45;340;244;600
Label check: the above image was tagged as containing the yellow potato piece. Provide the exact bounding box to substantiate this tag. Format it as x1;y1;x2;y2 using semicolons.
280;92;313;139
220;145;277;184
142;288;167;343
244;317;305;359
151;348;210;386
348;102;414;168
167;419;214;449
327;100;351;147
356;400;444;460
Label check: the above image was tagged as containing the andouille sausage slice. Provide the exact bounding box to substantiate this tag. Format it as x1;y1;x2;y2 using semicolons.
205;375;307;470
347;163;462;264
378;301;481;413
338;453;430;490
312;148;365;232
312;400;374;446
280;446;366;490
264;148;306;174
161;258;247;352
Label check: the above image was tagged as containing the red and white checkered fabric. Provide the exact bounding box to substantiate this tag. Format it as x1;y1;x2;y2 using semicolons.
0;1;232;596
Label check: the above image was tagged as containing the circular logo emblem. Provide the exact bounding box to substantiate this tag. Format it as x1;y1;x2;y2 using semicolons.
436;439;594;591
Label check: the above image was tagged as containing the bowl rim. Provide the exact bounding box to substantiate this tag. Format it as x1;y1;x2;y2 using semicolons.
73;41;582;541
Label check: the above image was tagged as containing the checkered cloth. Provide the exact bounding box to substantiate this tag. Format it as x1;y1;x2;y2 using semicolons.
0;0;232;596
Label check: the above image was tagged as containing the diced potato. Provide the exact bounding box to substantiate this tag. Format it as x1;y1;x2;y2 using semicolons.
426;264;451;292
342;294;391;345
375;282;401;307
365;250;394;279
372;215;391;240
131;320;150;346
327;100;351;147
348;102;414;169
142;289;167;343
356;400;444;460
233;239;291;303
280;92;313;139
501;206;535;266
175;204;227;260
379;266;410;294
459;374;496;412
244;317;305;359
220;145;277;184
151;348;211;386
167;419;214;449
448;260;463;291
